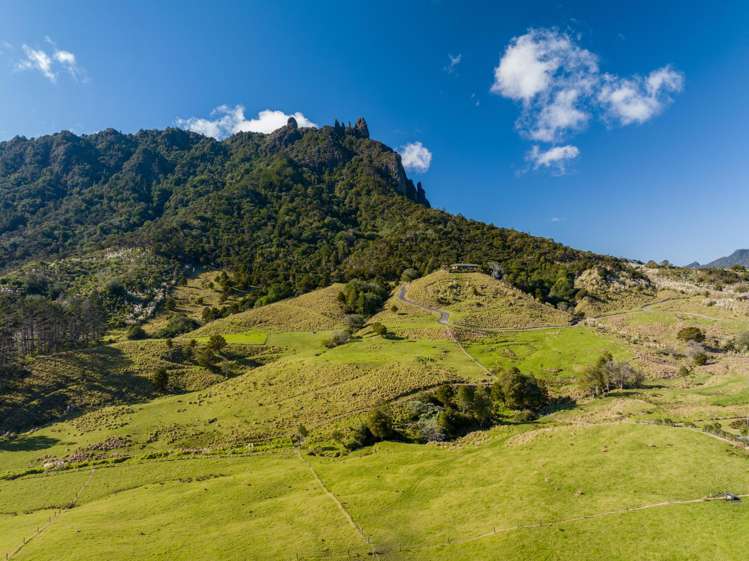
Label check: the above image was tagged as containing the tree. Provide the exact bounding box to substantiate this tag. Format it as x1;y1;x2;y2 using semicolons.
579;353;644;397
677;327;705;343
207;334;227;353
492;368;548;412
195;347;217;368
455;385;476;413
153;368;169;392
366;408;393;441
126;325;147;340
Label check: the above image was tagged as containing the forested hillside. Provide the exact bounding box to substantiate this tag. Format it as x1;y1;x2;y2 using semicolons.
0;117;623;306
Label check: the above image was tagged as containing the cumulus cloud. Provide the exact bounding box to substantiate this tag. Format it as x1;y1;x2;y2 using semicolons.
16;40;83;82
527;144;579;174
444;53;462;74
398;142;432;173
598;66;683;125
176;106;317;139
492;28;683;172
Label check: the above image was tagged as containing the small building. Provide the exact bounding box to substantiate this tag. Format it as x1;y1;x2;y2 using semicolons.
449;263;481;273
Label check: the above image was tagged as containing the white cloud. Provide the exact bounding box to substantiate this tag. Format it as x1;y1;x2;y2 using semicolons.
598;66;683;125
17;45;55;81
398;142;432;173
527;144;579;174
492;28;683;171
16;40;83;82
176;106;317;139
444;53;462;74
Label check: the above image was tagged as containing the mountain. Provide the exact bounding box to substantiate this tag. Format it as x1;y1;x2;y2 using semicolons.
704;249;749;268
0;117;623;306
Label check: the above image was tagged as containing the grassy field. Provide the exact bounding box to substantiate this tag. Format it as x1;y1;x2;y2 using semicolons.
463;326;632;381
2;419;747;560
3;270;749;560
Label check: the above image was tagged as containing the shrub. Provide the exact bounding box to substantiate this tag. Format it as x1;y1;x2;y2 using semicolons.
366;408;393;441
370;322;388;337
324;330;351;348
206;334;227;353
693;352;708;366
492;368;548;412
194;347;217;367
157;314;199;338
126;325;147;340
578;353;644;397
677;327;705;343
401;268;421;282
153;368;169;392
736;332;749;352
338;280;389;316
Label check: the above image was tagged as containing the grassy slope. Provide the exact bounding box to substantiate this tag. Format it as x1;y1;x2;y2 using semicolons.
191;284;348;335
406;271;571;329
2;271;749;560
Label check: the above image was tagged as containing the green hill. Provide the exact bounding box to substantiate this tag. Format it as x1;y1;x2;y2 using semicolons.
0;118;620;305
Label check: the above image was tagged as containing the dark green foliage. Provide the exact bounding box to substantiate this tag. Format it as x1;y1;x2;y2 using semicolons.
156;313;199;339
0;293;106;366
401;268;420;282
0;124;621;311
194;347;217;368
369;322;388;337
492;368;548;412
153;368;169;392
366;408;393;441
338;280;389;316
126;325;147;340
693;352;708;366
677;327;705;343
206;334;227;352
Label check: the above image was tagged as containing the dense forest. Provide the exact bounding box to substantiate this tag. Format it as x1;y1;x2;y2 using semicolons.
0;116;627;362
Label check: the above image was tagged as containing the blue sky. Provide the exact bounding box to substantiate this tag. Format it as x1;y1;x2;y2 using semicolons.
1;1;747;265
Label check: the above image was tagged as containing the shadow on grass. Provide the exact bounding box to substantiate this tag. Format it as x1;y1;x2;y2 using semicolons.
0;434;59;451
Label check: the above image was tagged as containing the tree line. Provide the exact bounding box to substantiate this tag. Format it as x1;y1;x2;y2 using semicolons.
0;293;106;367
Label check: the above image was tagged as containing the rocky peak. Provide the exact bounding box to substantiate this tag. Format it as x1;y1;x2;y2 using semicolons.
287;116;298;130
354;117;369;139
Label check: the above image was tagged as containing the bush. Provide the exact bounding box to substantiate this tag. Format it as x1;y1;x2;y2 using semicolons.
492;368;548;412
369;322;388;337
206;334;227;353
153;368;169;392
401;268;420;282
338;280;389;316
156;314;199;338
677;327;705;343
693;352;708;366
736;332;749;352
578;353;644;397
194;347;217;367
126;325;147;340
366;408;393;441
324;330;351;348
